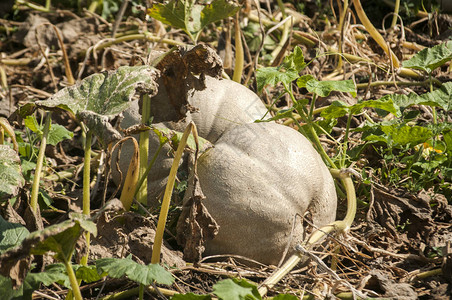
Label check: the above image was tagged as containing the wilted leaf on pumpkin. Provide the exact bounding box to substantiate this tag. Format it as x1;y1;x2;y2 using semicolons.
402;41;452;73
29;214;96;263
0;145;25;201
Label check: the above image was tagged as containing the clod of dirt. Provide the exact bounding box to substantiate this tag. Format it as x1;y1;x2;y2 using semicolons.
367;186;434;240
12;14;99;48
366;270;417;300
90;200;185;268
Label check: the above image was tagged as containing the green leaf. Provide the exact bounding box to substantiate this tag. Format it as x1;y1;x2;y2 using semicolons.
23;265;70;294
31;66;159;146
0;274;18;300
255;107;295;122
70;213;97;236
281;46;306;72
148;0;193;38
47;124;73;146
0;264;72;300
0;145;25;201
256;67;299;92
213;278;261;300
23;116;41;134
364;134;389;143
152;126;210;151
349;97;398;116
148;0;239;42
96;258;174;286
0;216;29;254
320;96;398;120
152;126;171;145
297;77;356;97
172;293;212;300
320;100;350;119
256;46;306;92
35;66;158;117
296;74;315;89
381;124;433;146
402;41;452;73
75;264;104;284
30;222;82;262
392;82;452;112
42;264;71;288
0;213;96;270
199;0;241;33
24;116;73;146
444;131;452;155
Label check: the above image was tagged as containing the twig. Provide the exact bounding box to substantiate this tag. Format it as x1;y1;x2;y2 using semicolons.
112;0;129;38
295;244;367;299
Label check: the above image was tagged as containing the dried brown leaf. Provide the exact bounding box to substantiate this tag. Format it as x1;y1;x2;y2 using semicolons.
177;173;219;263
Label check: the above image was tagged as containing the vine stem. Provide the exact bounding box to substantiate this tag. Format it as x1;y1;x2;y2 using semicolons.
80;130;92;266
232;13;244;83
64;259;83;300
391;0;401;28
151;122;198;264
30;112;51;212
138;94;151;204
134;143;164;199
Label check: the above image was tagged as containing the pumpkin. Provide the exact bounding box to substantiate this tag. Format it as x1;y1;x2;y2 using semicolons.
113;74;337;265
112;76;269;203
197;122;337;265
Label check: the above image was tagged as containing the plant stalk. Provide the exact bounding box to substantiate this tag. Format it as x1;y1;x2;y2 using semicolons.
119;137;140;211
64;259;83;300
151;122;197;264
30;112;52;212
134;143;164;198
391;0;401;28
138;94;151;204
80;130;92;266
232;13;244;83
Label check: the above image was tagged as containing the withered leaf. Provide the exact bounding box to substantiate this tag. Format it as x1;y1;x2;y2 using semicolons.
176;173;219;263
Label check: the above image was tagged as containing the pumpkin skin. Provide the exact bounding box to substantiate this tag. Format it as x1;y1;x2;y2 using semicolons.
198;122;337;265
112;76;269;204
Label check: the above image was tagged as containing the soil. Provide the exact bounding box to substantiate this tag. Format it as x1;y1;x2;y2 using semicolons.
0;1;451;299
